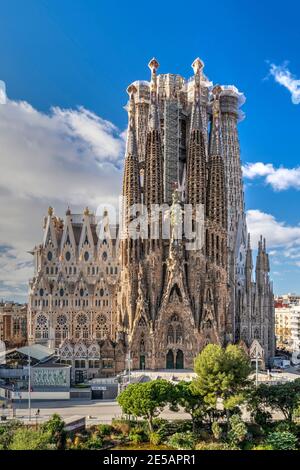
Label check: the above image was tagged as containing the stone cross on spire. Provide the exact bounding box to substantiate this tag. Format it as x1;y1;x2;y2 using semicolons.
191;57;204;130
148;58;160;130
209;84;223;156
126;83;138;157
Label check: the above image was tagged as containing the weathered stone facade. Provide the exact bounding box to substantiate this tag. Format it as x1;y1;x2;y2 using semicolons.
28;58;275;378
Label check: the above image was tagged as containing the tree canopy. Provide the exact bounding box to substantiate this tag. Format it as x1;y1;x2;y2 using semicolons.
192;344;251;410
117;379;176;431
248;379;300;422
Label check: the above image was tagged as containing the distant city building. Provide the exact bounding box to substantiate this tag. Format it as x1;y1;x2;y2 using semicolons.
27;58;275;379
0;301;27;348
275;294;300;355
275;304;293;351
291;306;300;356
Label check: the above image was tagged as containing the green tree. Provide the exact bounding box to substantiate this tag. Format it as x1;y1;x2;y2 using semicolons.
211;421;222;440
227;414;248;446
0;420;22;450
248;379;300;423
41;414;66;449
167;431;196;450
117;379;176;432
174;381;211;430
192;344;251;416
266;431;298;450
9;428;53;450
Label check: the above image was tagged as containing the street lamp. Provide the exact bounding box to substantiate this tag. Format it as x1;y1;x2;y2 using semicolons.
255;351;259;387
126;350;132;384
28;349;32;422
35;409;40;430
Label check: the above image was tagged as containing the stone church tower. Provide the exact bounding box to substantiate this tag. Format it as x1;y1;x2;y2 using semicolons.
118;57;274;370
28;58;275;379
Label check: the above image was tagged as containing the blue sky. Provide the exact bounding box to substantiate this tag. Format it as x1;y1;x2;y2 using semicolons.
0;0;300;300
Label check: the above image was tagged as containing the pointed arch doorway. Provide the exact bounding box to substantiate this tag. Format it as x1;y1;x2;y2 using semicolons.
166;349;174;369
140;355;146;370
176;349;184;369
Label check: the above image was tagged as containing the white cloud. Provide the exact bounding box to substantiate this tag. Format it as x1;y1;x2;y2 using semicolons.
0;81;6;105
242;162;275;179
269;63;300;104
242;162;300;191
0;83;125;301
246;209;300;249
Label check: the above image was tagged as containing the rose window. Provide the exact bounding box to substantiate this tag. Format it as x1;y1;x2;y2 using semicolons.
97;314;107;325
77;313;87;325
57;315;67;326
37;315;47;326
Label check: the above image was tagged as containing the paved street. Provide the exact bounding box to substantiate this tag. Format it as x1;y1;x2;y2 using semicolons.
4;399;190;425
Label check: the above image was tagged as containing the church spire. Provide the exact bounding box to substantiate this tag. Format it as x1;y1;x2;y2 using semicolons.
186;58;207;208
190;58;204;131
207;85;226;229
122;84;141;211
245;233;253;288
144;58;163;208
209;85;223;156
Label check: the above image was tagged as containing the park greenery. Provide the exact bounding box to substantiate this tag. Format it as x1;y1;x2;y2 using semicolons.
1;344;300;450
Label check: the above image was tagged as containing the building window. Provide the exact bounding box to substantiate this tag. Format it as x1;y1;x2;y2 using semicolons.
84;251;89;262
47;251;52;261
65;251;71;261
75;360;86;369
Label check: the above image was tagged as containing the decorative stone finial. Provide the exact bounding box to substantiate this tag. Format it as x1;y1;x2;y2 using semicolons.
191;57;204;75
127;83;137;97
148;58;159;97
148;57;159;73
126;84;137;120
84;207;90;216
66;206;71;216
48;206;53;216
212;84;222;98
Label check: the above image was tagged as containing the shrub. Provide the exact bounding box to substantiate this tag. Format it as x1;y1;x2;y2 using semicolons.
84;434;104;450
168;432;196;450
152;418;168;430
196;441;233;450
211;422;222;440
41;414;66;449
9;428;54;450
112;419;131;436
196;427;212;441
128;425;147;444
227;414;248;446
251;409;272;428
97;424;113;437
149;432;161;446
266;431;298;451
274;420;298;435
128;432;144;444
251;444;273;450
156;420;192;439
0;420;22;450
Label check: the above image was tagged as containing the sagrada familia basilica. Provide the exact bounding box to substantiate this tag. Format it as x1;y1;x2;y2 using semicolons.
28;58;275;380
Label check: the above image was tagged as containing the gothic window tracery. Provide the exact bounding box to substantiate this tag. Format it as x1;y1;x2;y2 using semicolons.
167;315;184;345
75;313;89;339
95;314;108;339
35;314;48;339
254;328;260;340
